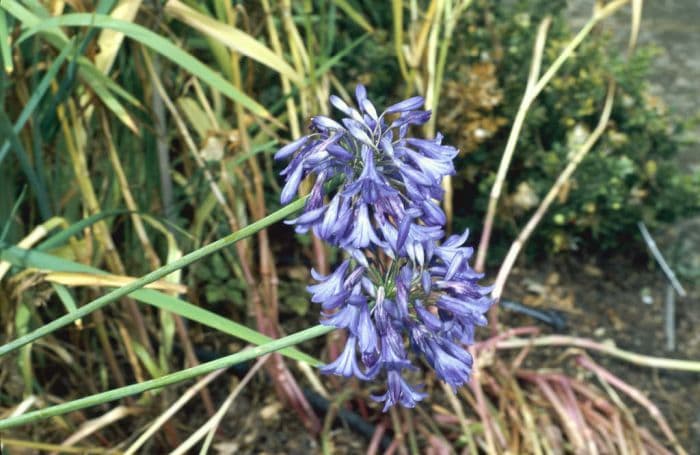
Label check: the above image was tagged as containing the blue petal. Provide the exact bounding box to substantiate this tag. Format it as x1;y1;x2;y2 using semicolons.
444;251;464;280
390;110;431;129
421;200;446;226
414;302;442;331
421;270;432;294
275;136;309;160
396;215;413;251
371;371;426;411
342;118;374;145
327;144;353;161
307;260;350;302
405;147;454;182
361;98;379;120
322;301;359;330
320;336;372;380
312;115;344;131
355;84;368;107
355;301;378;354
426;339;473;391
384;96;425;114
406;138;459;160
280;163;304;204
285;206;327;232
329;94;352;115
343;204;382;249
380;136;394;158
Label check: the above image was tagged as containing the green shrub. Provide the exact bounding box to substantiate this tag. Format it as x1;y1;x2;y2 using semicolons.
439;0;700;257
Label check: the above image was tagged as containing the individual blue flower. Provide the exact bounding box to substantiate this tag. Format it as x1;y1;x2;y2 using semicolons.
370;370;427;411
343;147;398;204
307;260;351;303
320;336;374;380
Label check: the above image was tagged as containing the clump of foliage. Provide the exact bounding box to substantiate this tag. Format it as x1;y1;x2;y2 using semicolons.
439;0;700;256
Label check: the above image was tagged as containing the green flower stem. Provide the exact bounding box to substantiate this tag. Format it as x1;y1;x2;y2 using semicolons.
1;244;320;365
0;324;333;430
0;196;308;357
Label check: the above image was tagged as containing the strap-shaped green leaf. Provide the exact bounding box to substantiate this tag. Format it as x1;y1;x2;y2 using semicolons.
1;241;320;365
0;196;309;357
0;324;331;430
4;5;273;119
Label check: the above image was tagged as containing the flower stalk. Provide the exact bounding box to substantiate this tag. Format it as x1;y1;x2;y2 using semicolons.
0;196;309;358
0;324;332;430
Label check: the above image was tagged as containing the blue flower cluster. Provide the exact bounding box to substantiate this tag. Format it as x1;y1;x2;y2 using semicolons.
276;85;493;410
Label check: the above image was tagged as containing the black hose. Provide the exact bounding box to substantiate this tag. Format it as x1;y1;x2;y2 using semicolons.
500;299;567;331
188;347;391;449
303;388;392;451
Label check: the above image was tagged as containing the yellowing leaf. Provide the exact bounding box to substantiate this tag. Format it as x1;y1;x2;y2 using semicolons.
12;10;273;118
94;0;143;74
44;271;188;294
332;0;374;33
165;0;303;85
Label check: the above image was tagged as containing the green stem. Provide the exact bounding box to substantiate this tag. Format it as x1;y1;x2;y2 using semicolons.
0;196;308;357
0;324;333;429
1;244;319;365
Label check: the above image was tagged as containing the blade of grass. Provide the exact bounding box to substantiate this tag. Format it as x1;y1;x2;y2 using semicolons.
228;140;276;168
164;0;302;85
101;110;165;270
0;39;72;166
0;109;51;219
44;271;187;293
628;0;642;53
55;85;156;359
57;405;141;449
124;369;226;454
391;0;410;82
301;0;317;89
263;33;369;119
50;283;82;328
0;185;26;243
1;3;143;140
491;81;615;303
196;355;270;455
80;66;139;133
492;334;700;372
261;0;300;137
0;438;113;453
133;341;163;378
141;47;244;235
1;1;67;47
39;0;116;133
93;0;141;74
1;2;139;107
317;33;369;76
0;324;333;430
331;0;374;33
36;209;130;251
0;9;12;73
9;9;273;119
79;60;143;107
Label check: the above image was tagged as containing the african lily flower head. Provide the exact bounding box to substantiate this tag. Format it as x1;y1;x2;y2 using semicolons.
276;84;455;257
307;230;491;410
277;84;493;410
